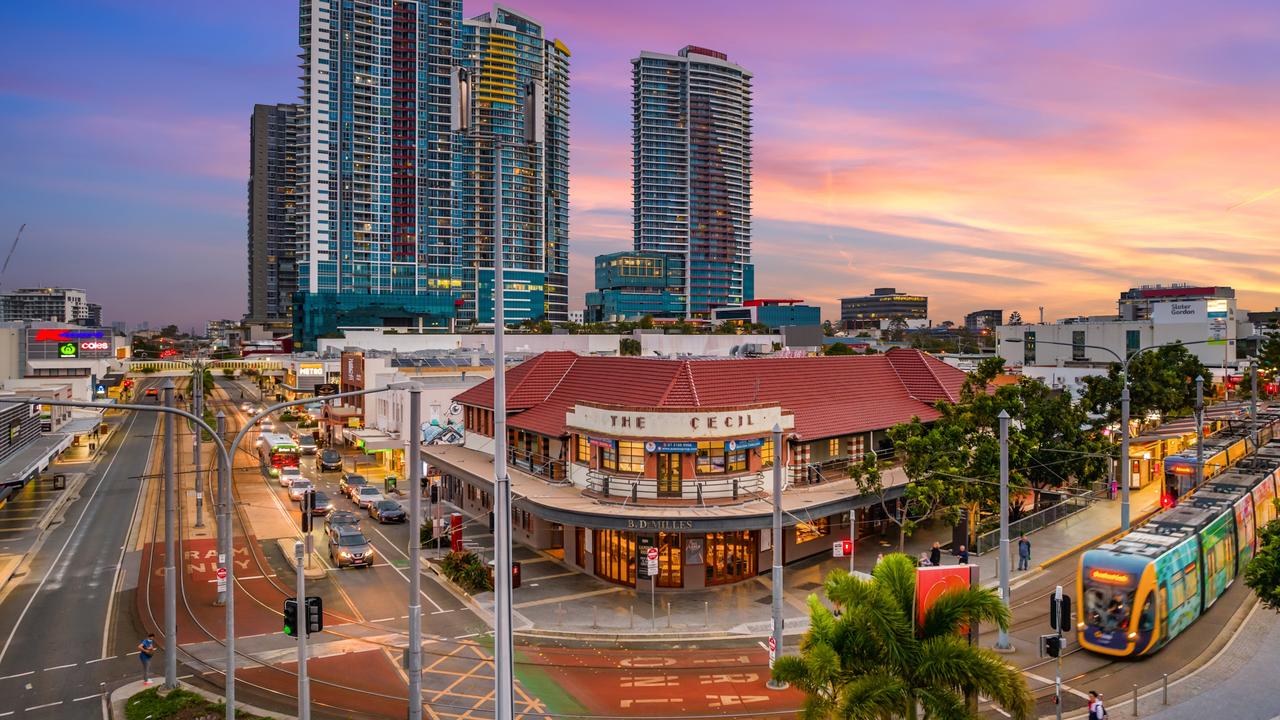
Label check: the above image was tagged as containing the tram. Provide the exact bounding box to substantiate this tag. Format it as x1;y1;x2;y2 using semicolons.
1078;435;1280;657
1161;410;1280;506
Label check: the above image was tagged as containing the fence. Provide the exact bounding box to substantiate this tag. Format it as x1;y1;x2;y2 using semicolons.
973;493;1092;555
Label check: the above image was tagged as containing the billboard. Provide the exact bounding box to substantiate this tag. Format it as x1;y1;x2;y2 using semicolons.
1206;299;1229;346
1150;299;1206;325
26;328;114;360
916;564;980;641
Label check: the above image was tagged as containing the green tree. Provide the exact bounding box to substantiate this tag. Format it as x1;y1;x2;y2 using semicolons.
1079;344;1211;429
772;554;1033;720
1260;333;1280;375
888;316;909;342
638;315;655;330
822;320;836;337
159;324;180;338
825;342;855;356
1245;509;1280;611
619;338;641;356
1007;311;1023;326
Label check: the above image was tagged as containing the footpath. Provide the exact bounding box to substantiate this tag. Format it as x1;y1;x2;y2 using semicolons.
433;481;1166;640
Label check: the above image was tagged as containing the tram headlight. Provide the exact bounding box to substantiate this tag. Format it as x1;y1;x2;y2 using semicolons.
1077;622;1085;629
1128;631;1137;639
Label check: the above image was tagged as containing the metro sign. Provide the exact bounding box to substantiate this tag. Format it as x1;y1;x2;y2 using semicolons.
34;329;105;342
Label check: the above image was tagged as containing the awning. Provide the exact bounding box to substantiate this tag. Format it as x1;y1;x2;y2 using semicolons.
61;409;105;437
345;429;401;452
0;434;69;487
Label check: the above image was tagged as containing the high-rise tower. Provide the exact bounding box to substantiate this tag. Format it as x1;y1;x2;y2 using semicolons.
632;46;752;317
247;103;301;323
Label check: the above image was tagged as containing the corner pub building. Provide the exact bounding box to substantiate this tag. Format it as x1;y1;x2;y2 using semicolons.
422;349;967;590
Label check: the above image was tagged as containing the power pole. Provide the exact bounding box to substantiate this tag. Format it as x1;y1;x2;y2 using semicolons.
766;424;788;690
407;386;423;720
162;380;178;689
995;410;1013;651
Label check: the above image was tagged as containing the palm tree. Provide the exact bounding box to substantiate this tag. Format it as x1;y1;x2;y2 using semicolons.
772;554;1033;720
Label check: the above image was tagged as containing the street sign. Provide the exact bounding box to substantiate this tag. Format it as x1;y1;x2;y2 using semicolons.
216;565;227;594
646;547;659;561
645;546;659;576
216;567;227;580
832;541;845;557
767;636;777;668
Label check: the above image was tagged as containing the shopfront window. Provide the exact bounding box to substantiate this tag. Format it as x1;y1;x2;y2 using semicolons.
795;517;830;544
618;441;644;474
704;531;757;586
601;444;618;471
697;441;725;474
727;449;747;472
575;435;589;463
828;438;840;456
657;531;683;588
760;439;774;467
594;529;636;586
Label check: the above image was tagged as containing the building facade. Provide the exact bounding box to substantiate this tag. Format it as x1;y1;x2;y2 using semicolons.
0;288;97;326
964;309;1003;333
427;349;966;591
632;46;752;318
840;288;928;330
455;7;571;325
711;299;821;330
1118;284;1234;321
584;251;685;323
247;103;301;323
291;2;569;348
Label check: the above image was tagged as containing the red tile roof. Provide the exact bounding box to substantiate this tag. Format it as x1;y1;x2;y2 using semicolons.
453;348;969;440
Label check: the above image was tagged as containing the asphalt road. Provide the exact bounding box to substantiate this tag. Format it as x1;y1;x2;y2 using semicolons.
0;382;161;719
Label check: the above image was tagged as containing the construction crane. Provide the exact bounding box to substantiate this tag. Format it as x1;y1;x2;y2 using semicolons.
0;224;24;292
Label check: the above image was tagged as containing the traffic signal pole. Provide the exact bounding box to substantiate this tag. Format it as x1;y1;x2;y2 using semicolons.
1054;586;1064;720
295;541;310;720
162;380;178;690
407;385;424;720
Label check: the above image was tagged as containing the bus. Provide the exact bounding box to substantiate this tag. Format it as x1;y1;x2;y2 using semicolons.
258;433;300;477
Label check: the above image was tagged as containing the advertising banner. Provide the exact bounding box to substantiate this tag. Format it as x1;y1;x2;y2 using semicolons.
916;565;979;642
726;437;764;451
1151;299;1207;325
645;441;698;453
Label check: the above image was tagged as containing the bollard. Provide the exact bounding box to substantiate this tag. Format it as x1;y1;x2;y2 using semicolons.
1162;674;1168;705
592;605;598;629
704;601;709;628
667;601;672;628
629;605;634;629
1132;683;1138;716
558;602;563;627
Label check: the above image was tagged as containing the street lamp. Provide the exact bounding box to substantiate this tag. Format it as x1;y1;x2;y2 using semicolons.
1004;337;1216;530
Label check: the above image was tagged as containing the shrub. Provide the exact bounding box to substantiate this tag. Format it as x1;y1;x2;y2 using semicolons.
279;411;299;423
125;687;270;720
439;550;492;594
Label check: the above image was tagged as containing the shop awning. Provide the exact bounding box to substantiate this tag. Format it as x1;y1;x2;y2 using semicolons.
345;429;401;452
61;409;105;437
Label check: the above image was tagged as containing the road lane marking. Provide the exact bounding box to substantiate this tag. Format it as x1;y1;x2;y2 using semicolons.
430;609;454;615
72;694;99;702
0;671;33;680
104;410;155;658
364;524;447;613
0;710;13;717
24;702;61;711
371;616;397;623
1022;670;1089;699
0;410;141;667
43;663;76;671
83;657;108;664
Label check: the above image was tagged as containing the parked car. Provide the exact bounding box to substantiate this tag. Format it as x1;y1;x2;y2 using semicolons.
368;499;406;523
324;510;360;534
339;474;367;498
278;466;303;488
297;436;318;455
318;449;343;472
287;478;314;501
327;527;373;568
353;486;384;509
308;490;334;515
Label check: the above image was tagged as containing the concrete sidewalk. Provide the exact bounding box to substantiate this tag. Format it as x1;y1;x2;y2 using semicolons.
439;480;1166;639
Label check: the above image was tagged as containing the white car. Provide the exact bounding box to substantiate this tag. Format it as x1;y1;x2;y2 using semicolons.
278;466;303;487
353;486;384;509
288;478;314;501
260;420;274;432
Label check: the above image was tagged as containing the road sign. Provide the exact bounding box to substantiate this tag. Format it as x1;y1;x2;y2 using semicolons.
832;541;845;557
646;547;659;561
767;636;777;668
216;567;227;580
646;558;658;576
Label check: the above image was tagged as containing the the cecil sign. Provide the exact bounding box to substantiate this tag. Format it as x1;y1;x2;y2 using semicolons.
567;404;794;439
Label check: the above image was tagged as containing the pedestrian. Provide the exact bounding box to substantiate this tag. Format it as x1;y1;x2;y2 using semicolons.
138;633;160;685
954;544;969;564
875;553;884;566
918;552;931;567
88;442;96;454
929;541;942;567
1017;535;1032;571
1088;691;1106;720
1109;478;1118;500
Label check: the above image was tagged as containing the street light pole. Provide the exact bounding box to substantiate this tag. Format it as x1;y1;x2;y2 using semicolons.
1250;360;1259;447
193;362;204;528
216;411;233;715
766;424;788;690
492;142;515;720
407;385;424;720
1195;375;1205;488
995;410;1013;652
162;380;178;689
1120;380;1131;530
295;541;310;720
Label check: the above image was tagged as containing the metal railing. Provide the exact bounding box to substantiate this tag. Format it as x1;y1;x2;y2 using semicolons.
791;449;897;485
507;449;569;485
973;493;1091;554
584;469;764;505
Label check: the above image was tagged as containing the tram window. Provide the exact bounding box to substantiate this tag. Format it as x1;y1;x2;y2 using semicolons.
1083;581;1134;632
1138;593;1155;632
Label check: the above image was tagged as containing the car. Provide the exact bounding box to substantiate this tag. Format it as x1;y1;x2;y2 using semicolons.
327;527;374;568
287;478;314;501
339;473;367;498
324;509;360;534
278;465;303;487
145;388;159;401
353;485;383;509
308;490;335;515
368;499;406;523
318;449;343;472
240;401;252;412
296;436;318;455
260;420;274;432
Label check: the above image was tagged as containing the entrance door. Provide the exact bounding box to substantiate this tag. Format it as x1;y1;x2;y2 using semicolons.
657;453;682;498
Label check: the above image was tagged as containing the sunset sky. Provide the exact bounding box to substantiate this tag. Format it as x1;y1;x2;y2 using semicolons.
3;0;1280;328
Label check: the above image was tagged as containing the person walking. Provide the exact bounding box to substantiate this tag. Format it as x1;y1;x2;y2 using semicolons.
929;541;942;567
138;633;160;685
954;544;969;565
1087;691;1106;720
1017;535;1032;571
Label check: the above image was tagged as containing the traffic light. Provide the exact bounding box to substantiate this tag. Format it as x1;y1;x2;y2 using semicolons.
300;490;314;532
283;597;298;637
1048;594;1072;631
1039;634;1062;658
488;510;495;533
305;596;323;634
1160;493;1175;509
